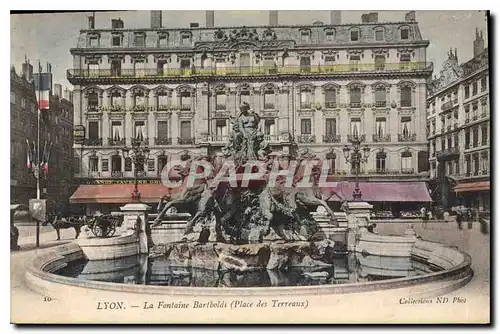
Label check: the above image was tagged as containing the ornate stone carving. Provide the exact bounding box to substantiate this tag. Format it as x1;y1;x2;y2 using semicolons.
260;82;279;93
371;48;389;58
261;110;279;118
107;54;125;63
228;27;260;42
84;54;102;64
130;85;150;95
153;111;172;119
236;83;252;93
262;28;277;41
175;84;196;94
108;112;125;120
131;54;148;62
106;85;127;97
153;85;173;97
347;49;364;58
153;54;171;62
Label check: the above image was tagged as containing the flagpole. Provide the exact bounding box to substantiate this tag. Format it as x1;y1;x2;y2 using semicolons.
35;62;41;248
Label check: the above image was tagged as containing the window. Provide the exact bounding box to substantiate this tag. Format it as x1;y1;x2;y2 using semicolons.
89;156;99;172
481;125;488;145
324;56;336;72
300;31;310;43
134;34;145;47
325;89;336;108
400;54;411;70
264;119;276;135
472;103;478;118
124;157;132;172
180;120;191;139
111;155;122;172
216;92;226;110
375;28;384;41
441;138;446;150
111;121;122;141
157;120;169;139
10;91;15;104
240;91;250;105
375;87;386;107
350;29;359;41
325;31;334;42
88;121;99;140
264;90;275;109
472;127;479;147
89;36;98;47
157;60;168;75
465;129;470;148
301;119;312;135
158;156;168;174
375;55;385;71
215;120;228;138
401;151;412;170
240;53;250;70
447;136;452;149
481;76;487;91
300;57;311;73
300;89;312;109
325;118;336;137
147;159;155;172
157;93;169;108
101;158;109;172
134;121;146;140
88;92;99;111
454;134;459;147
181;34;191;45
111;60;121;76
180;59;191;69
376;152;386;171
350;118;361;137
464;85;470;99
400;86;412;107
401;116;412;137
74;157;80;174
349;87;361;107
349;55;360;71
134;92;146;107
158;35;167;47
180;92;191;110
112;35;121;46
400;28;409;40
214;58;225;74
472;81;478;96
134;60;145;77
375;117;386;137
21;98;26;109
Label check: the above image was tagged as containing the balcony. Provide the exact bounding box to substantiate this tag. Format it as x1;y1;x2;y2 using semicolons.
297;134;316;144
300;102;312;110
440;128;445;134
264;134;280;142
157;105;171;111
67;62;433;83
453;123;458;129
131;137;149;146
132;105;148;112
325;102;337;109
88;171;101;178
473;141;478;148
398;133;417;142
108;138;126;146
135;171;147;178
465;118;470;124
349;102;361;109
180;105;192;111
436;147;460;159
347;134;366;142
441;101;454;112
481;112;488;118
108;104;124;112
154;137;172;145
178;137;195;145
372;134;391;142
215;104;227;111
111;171;124;178
263;103;275;110
367;169;402;175
401;168;415;174
374;101;387;108
480;169;489;176
323;134;341;143
85;138;102;146
87;104;100;112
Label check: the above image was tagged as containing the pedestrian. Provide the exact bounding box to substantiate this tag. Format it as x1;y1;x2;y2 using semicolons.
456;210;463;230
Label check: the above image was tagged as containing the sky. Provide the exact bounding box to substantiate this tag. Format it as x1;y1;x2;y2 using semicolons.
10;10;488;90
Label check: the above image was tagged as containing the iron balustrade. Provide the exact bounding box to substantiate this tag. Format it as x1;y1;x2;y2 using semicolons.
154;137;172;145
85;138;102;146
325;102;337;109
323;134;341;143
131;137;149;146
401;168;415;174
297;134;316;143
178;137;195;145
372;134;391;142
111;171;124;178
398;133;417;142
108;138;126;146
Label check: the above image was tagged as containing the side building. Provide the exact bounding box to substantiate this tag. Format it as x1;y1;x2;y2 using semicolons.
68;10;432;214
10;60;75;210
427;29;490;212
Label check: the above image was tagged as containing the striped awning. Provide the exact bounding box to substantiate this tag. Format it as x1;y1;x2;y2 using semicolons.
453;181;490;193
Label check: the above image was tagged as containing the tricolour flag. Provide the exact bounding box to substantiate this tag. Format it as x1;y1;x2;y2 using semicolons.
26;140;32;170
33;71;52;110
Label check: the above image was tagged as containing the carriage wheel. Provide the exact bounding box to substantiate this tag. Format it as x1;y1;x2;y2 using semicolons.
107;224;116;237
91;224;104;237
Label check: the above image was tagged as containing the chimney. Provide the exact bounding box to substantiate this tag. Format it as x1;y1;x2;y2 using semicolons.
330;11;341;25
269;10;278;26
473;28;485;57
150;11;162;29
405;11;416;22
22;56;33;82
206;11;214;28
54;84;62;98
88;15;95;29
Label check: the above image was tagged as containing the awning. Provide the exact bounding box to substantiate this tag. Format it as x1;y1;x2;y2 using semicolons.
453;181;490;193
69;184;172;204
326;181;432;202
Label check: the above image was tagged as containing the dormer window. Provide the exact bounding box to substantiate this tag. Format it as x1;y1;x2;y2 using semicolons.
400;27;409;40
181;33;191;45
375;28;384;41
325;31;334;42
89;35;99;47
300;31;310;43
134;33;146;47
112;35;121;46
350;29;359;42
158;34;168;47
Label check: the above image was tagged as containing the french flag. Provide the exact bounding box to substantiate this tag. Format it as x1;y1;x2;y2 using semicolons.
33;67;52;111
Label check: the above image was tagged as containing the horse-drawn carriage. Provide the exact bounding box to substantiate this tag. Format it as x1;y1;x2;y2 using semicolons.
85;213;124;237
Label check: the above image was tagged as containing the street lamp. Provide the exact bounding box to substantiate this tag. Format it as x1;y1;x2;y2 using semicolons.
122;141;150;202
343;135;370;201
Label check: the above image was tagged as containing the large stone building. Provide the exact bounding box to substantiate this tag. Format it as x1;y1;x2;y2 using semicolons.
10;60;75;208
427;29;490;211
68;10;433;214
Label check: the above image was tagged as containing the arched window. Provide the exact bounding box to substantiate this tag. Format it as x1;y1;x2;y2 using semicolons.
124;157;133;172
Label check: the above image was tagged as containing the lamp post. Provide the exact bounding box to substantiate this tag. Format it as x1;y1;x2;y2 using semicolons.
122;141;150;203
343;134;370;201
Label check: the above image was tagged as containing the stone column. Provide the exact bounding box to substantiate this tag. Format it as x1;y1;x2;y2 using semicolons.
120;203;151;255
344;201;373;252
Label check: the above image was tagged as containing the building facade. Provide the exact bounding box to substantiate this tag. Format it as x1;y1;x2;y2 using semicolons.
68;11;432;213
10;61;75;209
427;29;490;211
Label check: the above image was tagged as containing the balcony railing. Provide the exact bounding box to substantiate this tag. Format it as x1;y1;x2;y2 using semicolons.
132;105;148;112
131;137;149;146
325;102;337;109
67;62;432;81
297;134;316;144
367;169;402;175
135;171;147;178
401;168;415;174
178;137;195;145
465;118;470;124
215;104;227;111
441;101;454;112
87;104;99;112
111;171;124;178
349;102;361;108
157;105;171;111
398;133;417;142
154;137;172;145
372;134;391;142
300;102;312;110
88;171;101;178
264;134;280;142
85;138;102;146
323;134;341;143
481;112;488;118
347;134;366;142
453;123;458;129
264;103;275;110
180;105;192;111
480;169;489;176
436;147;460;159
374;101;387;108
108;138;126;146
